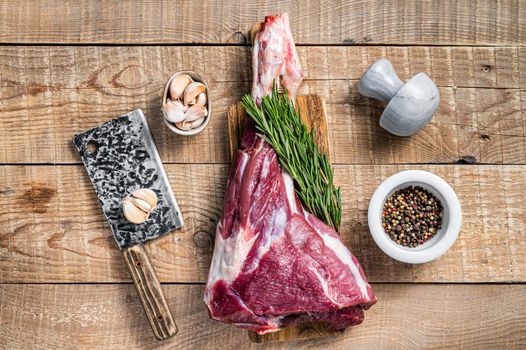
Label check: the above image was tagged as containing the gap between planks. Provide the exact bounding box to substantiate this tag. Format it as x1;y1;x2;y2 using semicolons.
0;162;526;166
0;43;524;48
2;281;526;285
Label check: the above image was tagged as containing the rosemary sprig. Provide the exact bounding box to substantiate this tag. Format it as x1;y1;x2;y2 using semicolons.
241;88;342;230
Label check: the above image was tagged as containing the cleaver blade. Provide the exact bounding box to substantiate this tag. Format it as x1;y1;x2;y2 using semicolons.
73;108;182;340
73;109;184;249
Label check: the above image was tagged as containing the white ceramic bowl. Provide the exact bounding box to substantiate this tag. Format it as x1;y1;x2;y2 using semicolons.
162;71;211;136
368;170;462;264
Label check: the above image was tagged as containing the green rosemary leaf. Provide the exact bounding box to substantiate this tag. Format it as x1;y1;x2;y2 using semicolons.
241;87;342;230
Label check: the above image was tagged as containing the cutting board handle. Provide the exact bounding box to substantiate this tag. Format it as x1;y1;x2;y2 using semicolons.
122;244;177;340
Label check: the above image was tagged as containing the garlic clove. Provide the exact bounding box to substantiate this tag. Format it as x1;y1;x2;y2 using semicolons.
122;198;150;224
189;116;206;129
162;100;186;123
184;104;207;122
183;82;206;106
188;98;196;106
130;197;152;213
131;188;158;208
122;188;159;224
176;121;192;130
196;92;207;107
169;74;193;101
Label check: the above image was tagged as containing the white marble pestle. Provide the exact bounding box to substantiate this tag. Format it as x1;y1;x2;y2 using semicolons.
359;59;440;137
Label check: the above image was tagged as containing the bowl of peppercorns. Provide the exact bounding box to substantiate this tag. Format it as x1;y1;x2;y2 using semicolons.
368;170;462;264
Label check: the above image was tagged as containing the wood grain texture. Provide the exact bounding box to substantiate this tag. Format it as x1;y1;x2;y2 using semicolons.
122;245;177;340
0;2;523;347
0;0;524;45
227;103;246;163
295;95;331;156
248;322;343;344
2;46;524;89
0;46;525;165
1;164;524;283
0;284;525;349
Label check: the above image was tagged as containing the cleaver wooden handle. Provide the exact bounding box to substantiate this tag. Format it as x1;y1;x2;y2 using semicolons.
122;244;177;340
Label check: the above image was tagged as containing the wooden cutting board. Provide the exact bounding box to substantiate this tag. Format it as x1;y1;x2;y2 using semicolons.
227;95;344;343
227;95;330;160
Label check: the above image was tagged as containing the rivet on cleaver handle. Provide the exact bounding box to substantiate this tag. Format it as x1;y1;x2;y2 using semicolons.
73;109;183;340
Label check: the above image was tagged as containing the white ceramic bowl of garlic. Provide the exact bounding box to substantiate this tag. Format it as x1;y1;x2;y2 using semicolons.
162;71;211;136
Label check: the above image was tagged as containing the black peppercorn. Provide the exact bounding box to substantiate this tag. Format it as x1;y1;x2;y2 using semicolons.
381;186;443;248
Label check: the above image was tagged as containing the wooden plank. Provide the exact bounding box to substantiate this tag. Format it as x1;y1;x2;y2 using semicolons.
0;0;524;45
3;46;524;89
0;284;525;349
2;83;523;165
0;46;525;165
1;164;525;283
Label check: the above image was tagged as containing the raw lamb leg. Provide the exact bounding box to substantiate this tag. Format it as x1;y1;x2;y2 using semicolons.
204;13;376;335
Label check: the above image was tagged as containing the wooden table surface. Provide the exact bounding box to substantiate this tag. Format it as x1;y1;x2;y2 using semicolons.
1;1;525;349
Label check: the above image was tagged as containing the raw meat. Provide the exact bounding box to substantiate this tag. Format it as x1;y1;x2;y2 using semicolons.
204;13;376;335
251;13;303;105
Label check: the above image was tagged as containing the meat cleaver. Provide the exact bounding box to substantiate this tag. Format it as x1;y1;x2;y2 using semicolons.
73;109;184;340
